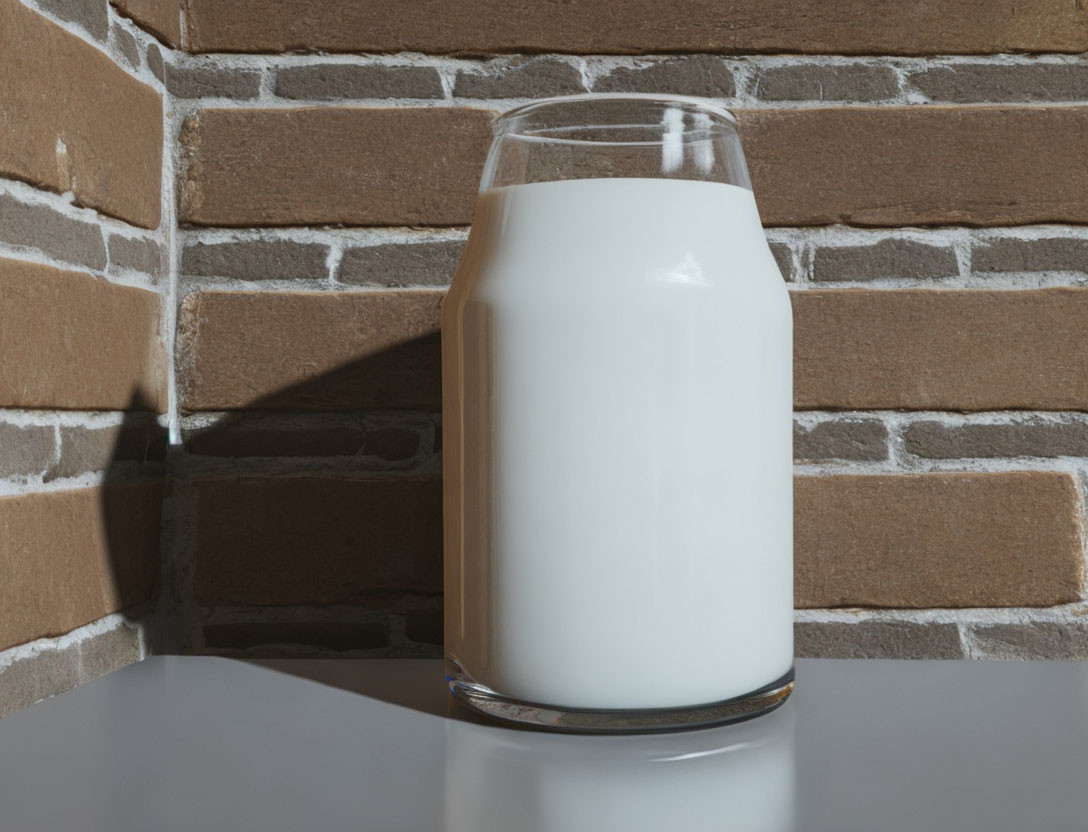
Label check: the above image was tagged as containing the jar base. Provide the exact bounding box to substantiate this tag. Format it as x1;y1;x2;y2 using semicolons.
445;658;795;734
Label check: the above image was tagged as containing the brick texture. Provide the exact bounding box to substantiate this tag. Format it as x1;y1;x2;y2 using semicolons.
967;621;1088;661
179;0;1088;55
275;65;444;100
0;644;81;717
795;620;965;659
0;258;166;411
454;58;585;99
1;0;162;228
202;621;388;651
0;193;107;271
973;238;1088;274
336;240;464;287
191;476;442;605
108;234;165;276
177;290;442;411
794;419;888;462
181;239;330;281
0;424;56;478
179;108;494;227
753;65;900;102
768;242;794;281
593;56;734;97
903;420;1088;459
405;609;443;646
811;239;959;282
910;64;1088;103
165;65;262;100
39;0;108;42
0;482;162;651
46;421;168;481
79;623;142;680
109;0;180;47
111;24;140;69
794;289;1088;411
795;473;1083;608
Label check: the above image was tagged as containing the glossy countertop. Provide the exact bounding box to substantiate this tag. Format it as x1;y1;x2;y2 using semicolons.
0;656;1085;831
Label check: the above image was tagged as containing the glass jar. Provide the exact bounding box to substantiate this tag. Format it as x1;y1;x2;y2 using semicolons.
442;94;793;732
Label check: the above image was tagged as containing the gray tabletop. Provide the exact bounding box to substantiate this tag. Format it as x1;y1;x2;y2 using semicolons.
0;656;1085;831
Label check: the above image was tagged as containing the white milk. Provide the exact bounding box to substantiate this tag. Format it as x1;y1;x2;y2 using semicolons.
443;176;792;710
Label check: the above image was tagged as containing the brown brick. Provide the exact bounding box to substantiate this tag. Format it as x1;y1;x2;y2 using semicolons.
203;621;388;651
275;64;443;100
165;65;262;100
78;623;142;682
108;234;165;276
768;242;794;282
46;421;168;481
1;1;162;228
0;194;107;271
112;22;140;69
146;42;163;80
406;609;443;646
795;472;1083;608
363;427;421;460
795;620;964;659
754;65;900;102
811;239;958;282
179;108;493;227
337;240;464;287
40;0;108;41
903;420;1088;459
0;482;162;651
177;290;442;411
967;621;1088;660
180;0;1088;55
0;424;56;478
109;0;181;47
794;419;887;462
973;237;1088;274
0;258;166;411
183;415;424;460
181;239;329;280
794;289;1088;411
593;56;734;97
0;644;81;717
911;64;1088;103
739;107;1088;227
192;476;442;605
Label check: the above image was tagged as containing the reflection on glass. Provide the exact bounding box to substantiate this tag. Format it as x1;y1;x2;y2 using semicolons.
443;703;795;832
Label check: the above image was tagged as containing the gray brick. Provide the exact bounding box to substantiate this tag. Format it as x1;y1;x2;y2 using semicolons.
38;0;107;41
903;420;1088;459
276;64;443;100
812;239;959;282
181;239;330;281
46;421;167;481
594;56;734;97
967;621;1088;660
111;23;140;70
454;57;584;99
910;64;1088;103
165;65;262;100
146;44;164;81
794;419;888;461
185;424;368;457
405;609;443;646
0;194;106;270
754;64;900;102
337;240;463;287
362;427;421;460
202;621;387;651
0;644;81;717
769;242;794;281
0;423;56;477
796;620;964;659
108;234;165;275
972;237;1088;274
78;624;142;682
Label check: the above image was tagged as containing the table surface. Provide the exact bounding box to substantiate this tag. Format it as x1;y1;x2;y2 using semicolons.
0;656;1086;831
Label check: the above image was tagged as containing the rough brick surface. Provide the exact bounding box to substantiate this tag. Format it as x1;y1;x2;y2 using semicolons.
146;42;163;80
903;420;1088;459
78;623;142;681
967;621;1088;660
46;421;168;481
910;64;1088;103
794;419;888;461
276;65;444;100
179;108;493;227
337;241;464;287
753;65;900;102
191;476;442;605
108;234;165;276
184;417;369;458
109;0;180;46
177;290;442;411
0;194;107;271
795;473;1083;608
0;644;81;718
1;0;162;228
0;258;166;411
0;424;56;478
768;242;794;281
454;57;584;99
0;482;162;651
166;65;262;99
811;239;959;282
795;620;964;659
181;239;330;281
112;23;140;69
39;0;108;41
593;56;734;96
406;609;443;646
793;289;1088;411
203;621;388;651
179;0;1088;55
740;107;1088;227
973;238;1088;274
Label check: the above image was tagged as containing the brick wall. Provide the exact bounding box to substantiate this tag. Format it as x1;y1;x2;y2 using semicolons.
4;1;1088;713
0;0;168;715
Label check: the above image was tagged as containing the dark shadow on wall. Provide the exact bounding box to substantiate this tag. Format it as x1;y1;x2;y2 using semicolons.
100;334;445;661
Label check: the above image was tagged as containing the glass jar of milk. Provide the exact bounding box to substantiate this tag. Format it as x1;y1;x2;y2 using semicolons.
443;94;793;732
